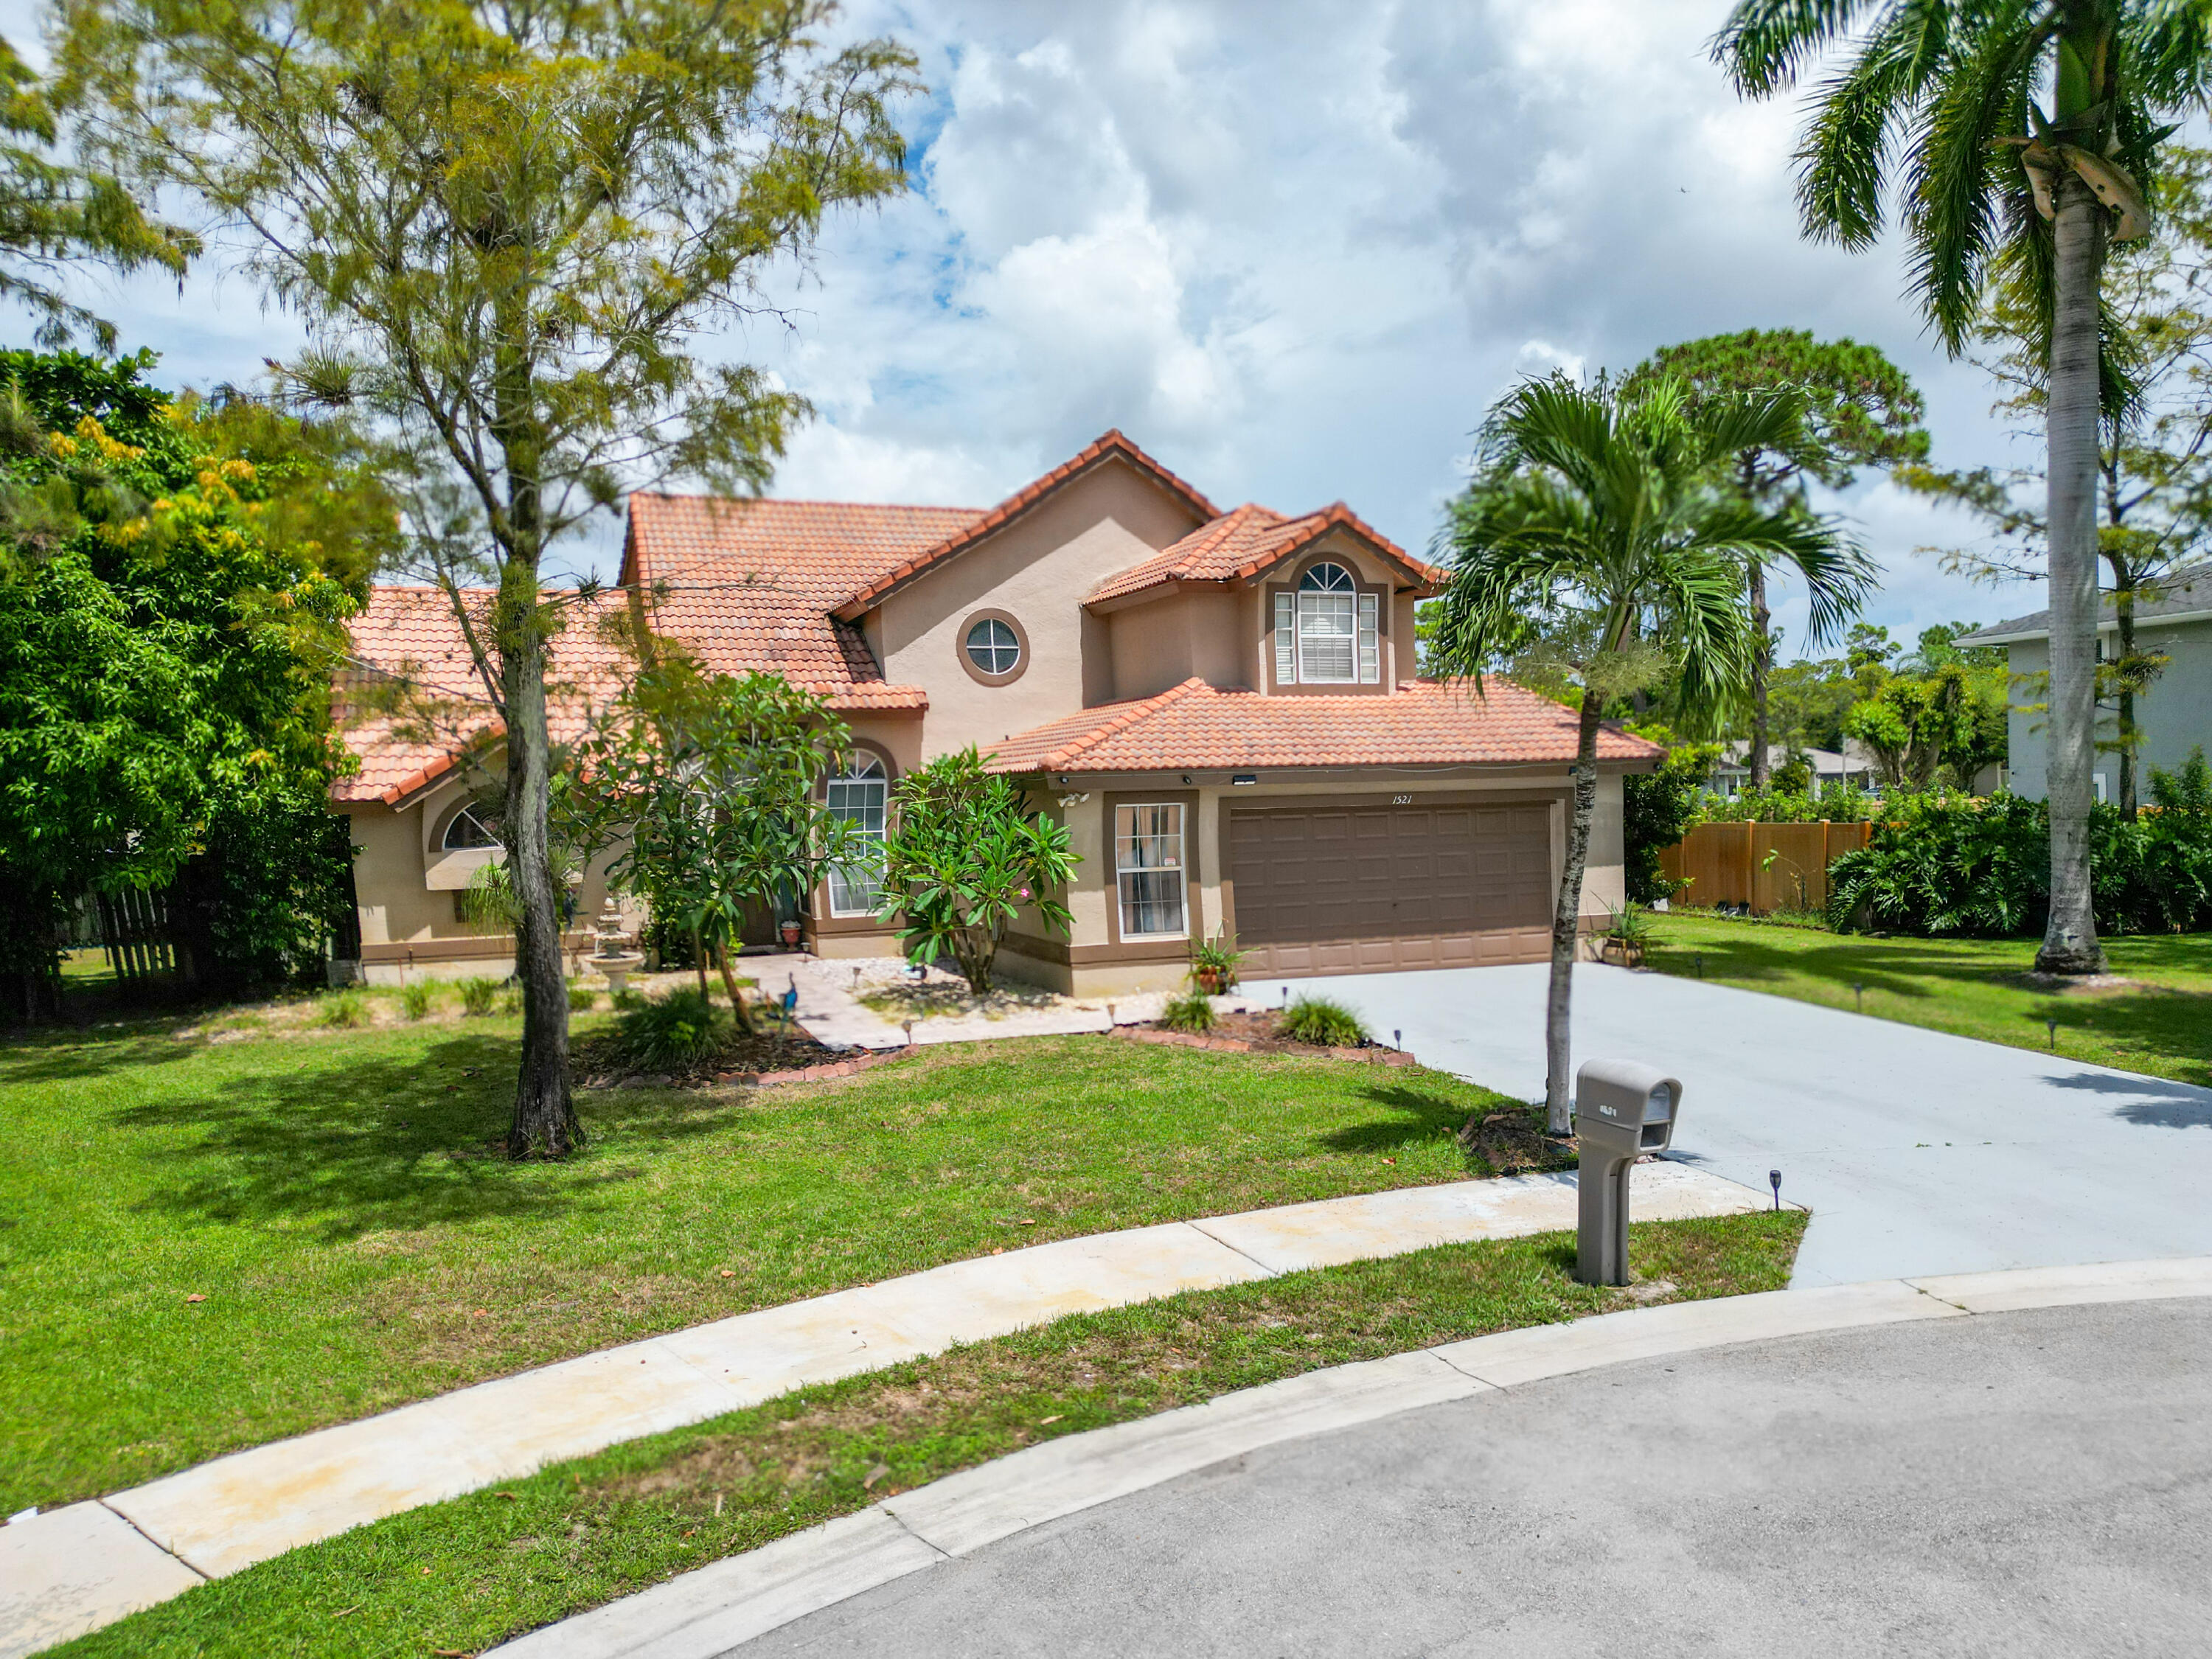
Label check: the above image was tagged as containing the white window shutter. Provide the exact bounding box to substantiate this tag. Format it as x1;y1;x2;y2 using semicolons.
1274;591;1297;686
1357;592;1380;683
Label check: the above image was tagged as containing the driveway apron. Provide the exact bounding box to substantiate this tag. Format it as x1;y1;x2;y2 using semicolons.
1248;962;2212;1286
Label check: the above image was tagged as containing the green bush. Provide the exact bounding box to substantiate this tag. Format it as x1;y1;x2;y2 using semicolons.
1281;995;1368;1047
1622;742;1719;902
316;989;366;1029
1826;763;2212;937
612;988;728;1067
458;977;499;1017
1160;990;1215;1034
567;983;598;1012
1698;780;1889;824
400;981;434;1020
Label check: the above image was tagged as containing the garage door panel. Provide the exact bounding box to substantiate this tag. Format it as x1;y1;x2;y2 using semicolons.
1229;801;1555;979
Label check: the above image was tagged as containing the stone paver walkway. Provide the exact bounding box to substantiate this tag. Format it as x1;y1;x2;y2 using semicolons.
0;1163;1761;1658
780;954;1263;1049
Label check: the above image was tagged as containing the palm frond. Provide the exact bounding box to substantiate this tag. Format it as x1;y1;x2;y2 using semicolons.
1904;7;2042;352
1714;0;1886;97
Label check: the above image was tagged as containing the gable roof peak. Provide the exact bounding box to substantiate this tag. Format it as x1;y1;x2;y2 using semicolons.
830;430;1219;621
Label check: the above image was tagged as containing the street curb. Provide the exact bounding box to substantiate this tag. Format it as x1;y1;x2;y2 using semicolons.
486;1256;2212;1658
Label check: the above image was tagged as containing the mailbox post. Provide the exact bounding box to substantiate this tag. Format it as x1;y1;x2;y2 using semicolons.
1572;1058;1683;1287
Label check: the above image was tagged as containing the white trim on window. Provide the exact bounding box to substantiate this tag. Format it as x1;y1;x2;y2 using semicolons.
1357;591;1380;683
1114;802;1187;939
1273;591;1297;686
826;757;888;917
442;803;502;850
1295;562;1358;684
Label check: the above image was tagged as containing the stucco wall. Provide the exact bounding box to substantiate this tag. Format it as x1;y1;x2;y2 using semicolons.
873;460;1202;754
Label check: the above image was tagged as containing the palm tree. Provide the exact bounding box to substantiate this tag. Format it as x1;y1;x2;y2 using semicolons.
1714;2;2212;973
1434;375;1872;1134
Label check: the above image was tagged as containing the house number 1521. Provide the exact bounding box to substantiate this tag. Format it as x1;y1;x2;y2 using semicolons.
1391;794;1413;805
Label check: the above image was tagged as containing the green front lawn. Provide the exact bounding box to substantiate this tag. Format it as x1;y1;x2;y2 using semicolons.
56;1210;1803;1659
1646;913;2212;1085
0;1012;1523;1514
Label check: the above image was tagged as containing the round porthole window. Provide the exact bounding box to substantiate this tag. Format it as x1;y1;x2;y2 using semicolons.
961;612;1026;684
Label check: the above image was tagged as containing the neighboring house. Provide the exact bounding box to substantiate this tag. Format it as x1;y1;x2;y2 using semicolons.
335;431;1662;991
1958;562;2212;803
1705;740;1879;799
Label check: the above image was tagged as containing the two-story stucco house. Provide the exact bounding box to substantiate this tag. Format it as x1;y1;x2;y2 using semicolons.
333;431;1660;991
1959;561;2212;801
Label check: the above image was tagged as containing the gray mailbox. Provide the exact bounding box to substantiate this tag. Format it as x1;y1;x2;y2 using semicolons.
1572;1058;1683;1287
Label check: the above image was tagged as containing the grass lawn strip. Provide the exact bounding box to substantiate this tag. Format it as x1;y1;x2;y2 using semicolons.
0;1024;1529;1514
52;1211;1804;1659
1646;914;2212;1087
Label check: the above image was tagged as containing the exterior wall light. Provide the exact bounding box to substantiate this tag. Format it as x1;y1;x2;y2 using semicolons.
1232;773;1258;785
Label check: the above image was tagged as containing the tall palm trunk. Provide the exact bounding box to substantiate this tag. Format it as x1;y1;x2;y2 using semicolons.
2037;166;2110;976
2115;580;2138;817
1543;686;1606;1135
1747;559;1772;790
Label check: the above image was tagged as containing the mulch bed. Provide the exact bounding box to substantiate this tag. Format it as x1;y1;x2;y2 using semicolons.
575;1026;861;1091
1121;1008;1415;1066
1453;1104;1571;1174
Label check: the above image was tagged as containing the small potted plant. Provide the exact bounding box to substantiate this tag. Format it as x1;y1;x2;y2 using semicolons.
1600;901;1655;968
778;917;804;949
1187;932;1245;995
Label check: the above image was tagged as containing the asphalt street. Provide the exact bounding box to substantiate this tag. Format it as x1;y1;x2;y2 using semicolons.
737;1296;2212;1658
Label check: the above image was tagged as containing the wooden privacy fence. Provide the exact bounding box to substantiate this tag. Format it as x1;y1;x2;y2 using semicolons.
1658;821;1874;915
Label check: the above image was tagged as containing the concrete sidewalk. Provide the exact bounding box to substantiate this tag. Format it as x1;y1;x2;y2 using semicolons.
0;1161;1761;1658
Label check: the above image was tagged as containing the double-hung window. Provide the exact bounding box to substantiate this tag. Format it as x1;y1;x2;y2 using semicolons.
1274;562;1380;686
825;757;888;917
1115;803;1186;938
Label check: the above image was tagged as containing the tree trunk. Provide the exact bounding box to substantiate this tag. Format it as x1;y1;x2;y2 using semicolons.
2115;582;2138;818
1747;559;1772;790
2036;166;2110;978
1543;686;1606;1135
692;922;709;1001
714;940;757;1032
501;602;580;1155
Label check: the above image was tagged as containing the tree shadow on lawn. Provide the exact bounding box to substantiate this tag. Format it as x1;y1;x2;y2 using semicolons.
1312;1082;1489;1163
2029;989;2212;1086
110;1034;742;1243
0;1020;213;1087
1650;933;2024;1004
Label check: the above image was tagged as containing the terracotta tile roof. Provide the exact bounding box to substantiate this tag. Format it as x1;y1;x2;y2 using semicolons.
1088;501;1445;605
829;431;1219;621
984;677;1663;776
334;577;929;807
333;587;636;805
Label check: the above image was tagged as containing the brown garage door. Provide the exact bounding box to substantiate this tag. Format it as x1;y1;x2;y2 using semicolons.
1226;801;1553;978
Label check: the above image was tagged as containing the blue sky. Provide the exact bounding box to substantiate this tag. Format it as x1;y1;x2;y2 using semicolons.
0;0;2059;657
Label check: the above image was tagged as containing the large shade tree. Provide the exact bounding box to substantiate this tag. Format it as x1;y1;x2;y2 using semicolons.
58;0;918;1154
1714;0;2212;974
0;35;191;347
1433;375;1871;1133
1624;329;1927;787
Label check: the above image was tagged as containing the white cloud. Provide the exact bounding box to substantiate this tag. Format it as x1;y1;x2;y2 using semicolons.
0;0;2049;650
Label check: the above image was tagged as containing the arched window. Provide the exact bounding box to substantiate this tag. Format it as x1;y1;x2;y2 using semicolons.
826;755;889;917
1273;562;1380;686
442;802;503;851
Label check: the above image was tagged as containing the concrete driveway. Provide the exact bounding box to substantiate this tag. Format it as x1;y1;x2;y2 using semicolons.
740;1297;2212;1658
1246;962;2212;1286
